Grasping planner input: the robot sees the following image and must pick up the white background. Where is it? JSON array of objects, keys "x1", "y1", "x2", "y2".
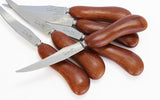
[{"x1": 0, "y1": 0, "x2": 159, "y2": 100}]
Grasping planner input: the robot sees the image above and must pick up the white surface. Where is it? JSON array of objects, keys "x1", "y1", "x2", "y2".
[{"x1": 0, "y1": 0, "x2": 159, "y2": 100}]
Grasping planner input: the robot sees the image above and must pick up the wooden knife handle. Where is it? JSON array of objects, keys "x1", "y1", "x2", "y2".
[
  {"x1": 76, "y1": 20, "x2": 110, "y2": 34},
  {"x1": 93, "y1": 44, "x2": 144, "y2": 76},
  {"x1": 70, "y1": 6, "x2": 131, "y2": 22},
  {"x1": 76, "y1": 19, "x2": 139, "y2": 48},
  {"x1": 85, "y1": 15, "x2": 147, "y2": 48},
  {"x1": 51, "y1": 31, "x2": 105, "y2": 80},
  {"x1": 38, "y1": 43, "x2": 90, "y2": 95}
]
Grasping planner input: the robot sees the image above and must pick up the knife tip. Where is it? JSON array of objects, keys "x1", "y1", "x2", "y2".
[
  {"x1": 15, "y1": 68, "x2": 30, "y2": 73},
  {"x1": 15, "y1": 70, "x2": 25, "y2": 73},
  {"x1": 15, "y1": 67, "x2": 37, "y2": 72}
]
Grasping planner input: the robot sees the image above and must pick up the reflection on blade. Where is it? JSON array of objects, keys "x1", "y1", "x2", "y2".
[{"x1": 16, "y1": 42, "x2": 84, "y2": 72}]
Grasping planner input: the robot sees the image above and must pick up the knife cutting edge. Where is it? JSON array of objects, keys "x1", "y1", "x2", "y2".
[{"x1": 6, "y1": 0, "x2": 147, "y2": 72}]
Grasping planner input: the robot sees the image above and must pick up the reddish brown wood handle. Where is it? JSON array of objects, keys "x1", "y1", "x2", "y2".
[
  {"x1": 51, "y1": 31, "x2": 105, "y2": 80},
  {"x1": 93, "y1": 44, "x2": 144, "y2": 76},
  {"x1": 85, "y1": 15, "x2": 147, "y2": 48},
  {"x1": 70, "y1": 6, "x2": 131, "y2": 22},
  {"x1": 38, "y1": 43, "x2": 90, "y2": 95},
  {"x1": 76, "y1": 19, "x2": 139, "y2": 48}
]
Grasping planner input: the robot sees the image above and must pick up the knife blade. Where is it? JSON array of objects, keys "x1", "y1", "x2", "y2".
[
  {"x1": 16, "y1": 42, "x2": 86, "y2": 72},
  {"x1": 6, "y1": 0, "x2": 76, "y2": 26},
  {"x1": 3, "y1": 4, "x2": 69, "y2": 14},
  {"x1": 6, "y1": 0, "x2": 83, "y2": 40},
  {"x1": 0, "y1": 6, "x2": 41, "y2": 46}
]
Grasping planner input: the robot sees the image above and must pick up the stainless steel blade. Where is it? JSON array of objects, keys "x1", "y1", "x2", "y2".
[
  {"x1": 16, "y1": 42, "x2": 85, "y2": 72},
  {"x1": 0, "y1": 6, "x2": 41, "y2": 46},
  {"x1": 6, "y1": 0, "x2": 84, "y2": 40},
  {"x1": 3, "y1": 4, "x2": 69, "y2": 14},
  {"x1": 51, "y1": 24, "x2": 85, "y2": 40}
]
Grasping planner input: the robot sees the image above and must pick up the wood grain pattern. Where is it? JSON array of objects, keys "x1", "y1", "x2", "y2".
[
  {"x1": 70, "y1": 6, "x2": 131, "y2": 22},
  {"x1": 76, "y1": 19, "x2": 139, "y2": 47},
  {"x1": 38, "y1": 43, "x2": 90, "y2": 95},
  {"x1": 93, "y1": 44, "x2": 144, "y2": 76},
  {"x1": 85, "y1": 15, "x2": 147, "y2": 48},
  {"x1": 51, "y1": 31, "x2": 105, "y2": 80}
]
